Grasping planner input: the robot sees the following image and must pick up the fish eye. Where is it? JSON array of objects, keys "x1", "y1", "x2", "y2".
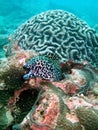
[
  {"x1": 23, "y1": 64, "x2": 31, "y2": 70},
  {"x1": 23, "y1": 64, "x2": 27, "y2": 69}
]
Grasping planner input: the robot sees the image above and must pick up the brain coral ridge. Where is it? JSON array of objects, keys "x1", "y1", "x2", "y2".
[{"x1": 8, "y1": 10, "x2": 98, "y2": 70}]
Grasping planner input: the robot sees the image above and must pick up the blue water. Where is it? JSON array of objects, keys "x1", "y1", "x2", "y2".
[{"x1": 0, "y1": 0, "x2": 98, "y2": 57}]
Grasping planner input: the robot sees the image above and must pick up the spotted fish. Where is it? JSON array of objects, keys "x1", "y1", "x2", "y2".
[{"x1": 23, "y1": 55, "x2": 63, "y2": 81}]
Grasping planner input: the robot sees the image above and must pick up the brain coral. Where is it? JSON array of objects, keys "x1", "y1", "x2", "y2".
[{"x1": 8, "y1": 10, "x2": 98, "y2": 69}]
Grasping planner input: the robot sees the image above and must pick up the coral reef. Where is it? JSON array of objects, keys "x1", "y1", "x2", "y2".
[
  {"x1": 1, "y1": 49, "x2": 96, "y2": 129},
  {"x1": 6, "y1": 10, "x2": 98, "y2": 70},
  {"x1": 0, "y1": 34, "x2": 8, "y2": 58},
  {"x1": 0, "y1": 51, "x2": 98, "y2": 130},
  {"x1": 9, "y1": 80, "x2": 98, "y2": 130},
  {"x1": 0, "y1": 50, "x2": 39, "y2": 129},
  {"x1": 0, "y1": 106, "x2": 13, "y2": 130},
  {"x1": 0, "y1": 43, "x2": 98, "y2": 130},
  {"x1": 1, "y1": 10, "x2": 98, "y2": 130},
  {"x1": 0, "y1": 66, "x2": 24, "y2": 90}
]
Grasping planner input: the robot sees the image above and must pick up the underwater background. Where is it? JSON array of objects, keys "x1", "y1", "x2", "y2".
[
  {"x1": 0, "y1": 0, "x2": 98, "y2": 58},
  {"x1": 1, "y1": 0, "x2": 98, "y2": 130}
]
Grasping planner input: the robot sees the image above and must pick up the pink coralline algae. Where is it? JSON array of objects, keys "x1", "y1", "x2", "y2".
[
  {"x1": 30, "y1": 92, "x2": 60, "y2": 130},
  {"x1": 52, "y1": 80, "x2": 79, "y2": 95}
]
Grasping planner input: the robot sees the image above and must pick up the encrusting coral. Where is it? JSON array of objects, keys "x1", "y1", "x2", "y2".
[{"x1": 1, "y1": 10, "x2": 98, "y2": 130}]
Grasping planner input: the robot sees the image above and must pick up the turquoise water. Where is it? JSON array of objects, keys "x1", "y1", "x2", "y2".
[{"x1": 0, "y1": 0, "x2": 98, "y2": 58}]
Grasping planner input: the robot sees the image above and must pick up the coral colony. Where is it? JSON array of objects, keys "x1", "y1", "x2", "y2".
[
  {"x1": 7, "y1": 10, "x2": 98, "y2": 69},
  {"x1": 0, "y1": 10, "x2": 98, "y2": 130}
]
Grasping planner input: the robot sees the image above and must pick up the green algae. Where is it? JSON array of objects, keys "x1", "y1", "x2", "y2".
[
  {"x1": 0, "y1": 106, "x2": 13, "y2": 130},
  {"x1": 0, "y1": 66, "x2": 24, "y2": 90}
]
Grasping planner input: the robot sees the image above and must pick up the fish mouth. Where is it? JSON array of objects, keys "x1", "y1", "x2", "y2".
[
  {"x1": 23, "y1": 64, "x2": 32, "y2": 80},
  {"x1": 23, "y1": 70, "x2": 33, "y2": 80},
  {"x1": 23, "y1": 65, "x2": 27, "y2": 70},
  {"x1": 23, "y1": 73, "x2": 30, "y2": 80}
]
